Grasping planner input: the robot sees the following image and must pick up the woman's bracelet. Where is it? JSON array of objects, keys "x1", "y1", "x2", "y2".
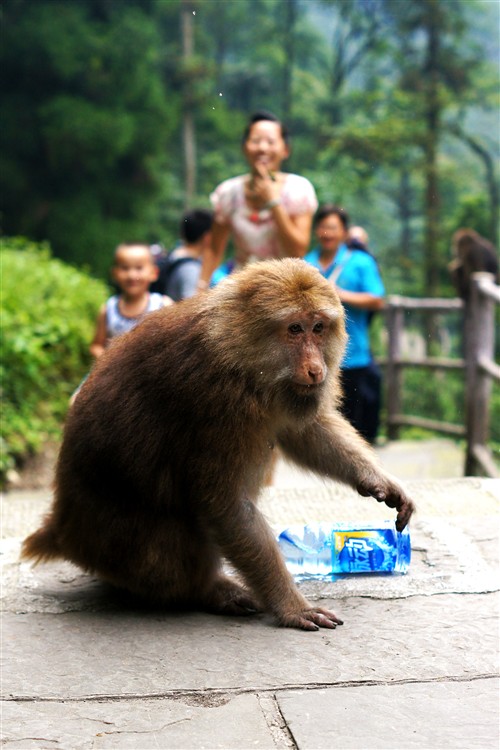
[{"x1": 263, "y1": 198, "x2": 281, "y2": 210}]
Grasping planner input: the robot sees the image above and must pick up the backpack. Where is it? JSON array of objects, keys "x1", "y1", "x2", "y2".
[{"x1": 150, "y1": 253, "x2": 199, "y2": 295}]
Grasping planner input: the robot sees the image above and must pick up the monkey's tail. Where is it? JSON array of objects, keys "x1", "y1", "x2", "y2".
[{"x1": 21, "y1": 519, "x2": 61, "y2": 564}]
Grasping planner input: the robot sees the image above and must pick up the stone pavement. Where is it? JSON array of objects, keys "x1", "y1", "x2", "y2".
[{"x1": 1, "y1": 441, "x2": 499, "y2": 749}]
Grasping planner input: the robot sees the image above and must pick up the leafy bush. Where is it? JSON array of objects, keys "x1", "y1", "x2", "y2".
[{"x1": 1, "y1": 238, "x2": 108, "y2": 481}]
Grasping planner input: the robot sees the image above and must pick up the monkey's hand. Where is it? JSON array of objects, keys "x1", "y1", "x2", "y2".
[
  {"x1": 279, "y1": 606, "x2": 344, "y2": 632},
  {"x1": 356, "y1": 474, "x2": 415, "y2": 532}
]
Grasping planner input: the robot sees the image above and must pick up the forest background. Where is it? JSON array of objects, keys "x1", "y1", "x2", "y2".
[{"x1": 1, "y1": 0, "x2": 499, "y2": 479}]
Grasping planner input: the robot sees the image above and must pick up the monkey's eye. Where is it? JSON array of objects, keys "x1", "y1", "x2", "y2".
[
  {"x1": 313, "y1": 321, "x2": 324, "y2": 334},
  {"x1": 288, "y1": 323, "x2": 303, "y2": 335}
]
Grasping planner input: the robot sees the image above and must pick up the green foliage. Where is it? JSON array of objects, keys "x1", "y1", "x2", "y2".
[
  {"x1": 400, "y1": 368, "x2": 466, "y2": 430},
  {"x1": 0, "y1": 0, "x2": 498, "y2": 291},
  {"x1": 450, "y1": 194, "x2": 493, "y2": 238},
  {"x1": 0, "y1": 0, "x2": 175, "y2": 278},
  {"x1": 490, "y1": 385, "x2": 500, "y2": 447},
  {"x1": 0, "y1": 238, "x2": 107, "y2": 480}
]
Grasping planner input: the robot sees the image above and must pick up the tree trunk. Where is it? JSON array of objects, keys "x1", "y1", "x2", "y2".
[
  {"x1": 282, "y1": 0, "x2": 296, "y2": 123},
  {"x1": 398, "y1": 169, "x2": 413, "y2": 260},
  {"x1": 422, "y1": 0, "x2": 441, "y2": 350},
  {"x1": 181, "y1": 0, "x2": 196, "y2": 206},
  {"x1": 423, "y1": 2, "x2": 440, "y2": 298}
]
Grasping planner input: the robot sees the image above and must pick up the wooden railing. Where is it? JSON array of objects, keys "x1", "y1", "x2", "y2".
[
  {"x1": 464, "y1": 273, "x2": 500, "y2": 476},
  {"x1": 381, "y1": 272, "x2": 499, "y2": 478}
]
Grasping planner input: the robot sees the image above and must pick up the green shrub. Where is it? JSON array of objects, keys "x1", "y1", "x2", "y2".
[{"x1": 1, "y1": 237, "x2": 108, "y2": 481}]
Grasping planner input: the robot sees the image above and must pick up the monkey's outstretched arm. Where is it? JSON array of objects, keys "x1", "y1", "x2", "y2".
[
  {"x1": 207, "y1": 496, "x2": 343, "y2": 631},
  {"x1": 278, "y1": 412, "x2": 414, "y2": 531}
]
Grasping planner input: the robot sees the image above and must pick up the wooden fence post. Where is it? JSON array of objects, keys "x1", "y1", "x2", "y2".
[
  {"x1": 386, "y1": 303, "x2": 404, "y2": 440},
  {"x1": 465, "y1": 272, "x2": 496, "y2": 475}
]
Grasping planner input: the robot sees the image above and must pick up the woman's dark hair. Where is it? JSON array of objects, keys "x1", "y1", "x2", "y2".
[
  {"x1": 314, "y1": 204, "x2": 350, "y2": 231},
  {"x1": 242, "y1": 110, "x2": 290, "y2": 145}
]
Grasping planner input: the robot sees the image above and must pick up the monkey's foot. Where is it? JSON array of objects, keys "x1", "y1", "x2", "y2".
[
  {"x1": 279, "y1": 607, "x2": 344, "y2": 632},
  {"x1": 204, "y1": 577, "x2": 261, "y2": 616}
]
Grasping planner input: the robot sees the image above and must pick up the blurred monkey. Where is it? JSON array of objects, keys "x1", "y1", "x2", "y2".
[{"x1": 449, "y1": 229, "x2": 498, "y2": 299}]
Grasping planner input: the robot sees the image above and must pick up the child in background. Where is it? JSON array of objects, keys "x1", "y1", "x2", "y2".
[
  {"x1": 90, "y1": 243, "x2": 173, "y2": 358},
  {"x1": 70, "y1": 244, "x2": 172, "y2": 405}
]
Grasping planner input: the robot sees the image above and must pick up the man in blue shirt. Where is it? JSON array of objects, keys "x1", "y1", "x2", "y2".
[{"x1": 304, "y1": 205, "x2": 385, "y2": 443}]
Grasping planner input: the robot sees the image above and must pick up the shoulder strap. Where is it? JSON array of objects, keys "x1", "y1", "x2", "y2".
[
  {"x1": 167, "y1": 256, "x2": 199, "y2": 273},
  {"x1": 327, "y1": 250, "x2": 352, "y2": 284}
]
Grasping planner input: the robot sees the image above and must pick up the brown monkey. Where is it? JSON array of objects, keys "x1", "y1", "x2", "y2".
[
  {"x1": 449, "y1": 228, "x2": 499, "y2": 299},
  {"x1": 22, "y1": 259, "x2": 414, "y2": 631}
]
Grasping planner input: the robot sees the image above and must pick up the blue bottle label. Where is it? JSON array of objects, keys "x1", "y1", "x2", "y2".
[{"x1": 334, "y1": 530, "x2": 396, "y2": 573}]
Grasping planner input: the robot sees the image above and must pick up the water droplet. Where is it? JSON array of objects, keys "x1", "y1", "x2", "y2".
[
  {"x1": 219, "y1": 92, "x2": 223, "y2": 97},
  {"x1": 192, "y1": 10, "x2": 196, "y2": 14}
]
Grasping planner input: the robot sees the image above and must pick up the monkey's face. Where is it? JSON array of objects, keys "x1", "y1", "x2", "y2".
[
  {"x1": 271, "y1": 310, "x2": 344, "y2": 418},
  {"x1": 280, "y1": 312, "x2": 331, "y2": 387},
  {"x1": 207, "y1": 258, "x2": 347, "y2": 418}
]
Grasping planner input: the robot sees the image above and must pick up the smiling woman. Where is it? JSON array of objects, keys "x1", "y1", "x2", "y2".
[{"x1": 197, "y1": 111, "x2": 318, "y2": 289}]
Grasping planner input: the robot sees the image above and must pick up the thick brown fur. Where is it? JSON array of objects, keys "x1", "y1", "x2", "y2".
[
  {"x1": 449, "y1": 228, "x2": 499, "y2": 299},
  {"x1": 22, "y1": 259, "x2": 414, "y2": 631}
]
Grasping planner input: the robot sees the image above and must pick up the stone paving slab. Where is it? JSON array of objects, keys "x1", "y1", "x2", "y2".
[
  {"x1": 6, "y1": 679, "x2": 498, "y2": 750},
  {"x1": 277, "y1": 678, "x2": 500, "y2": 750},
  {"x1": 1, "y1": 693, "x2": 277, "y2": 750},
  {"x1": 3, "y1": 592, "x2": 498, "y2": 701}
]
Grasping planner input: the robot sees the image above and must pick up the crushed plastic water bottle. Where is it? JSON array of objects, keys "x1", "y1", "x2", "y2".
[{"x1": 277, "y1": 521, "x2": 411, "y2": 581}]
